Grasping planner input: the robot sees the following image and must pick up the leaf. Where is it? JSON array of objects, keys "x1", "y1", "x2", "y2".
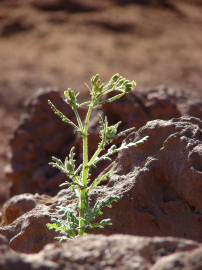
[
  {"x1": 90, "y1": 74, "x2": 104, "y2": 105},
  {"x1": 101, "y1": 74, "x2": 136, "y2": 104},
  {"x1": 59, "y1": 181, "x2": 69, "y2": 187},
  {"x1": 64, "y1": 89, "x2": 80, "y2": 110},
  {"x1": 49, "y1": 147, "x2": 79, "y2": 184},
  {"x1": 99, "y1": 218, "x2": 112, "y2": 227},
  {"x1": 84, "y1": 206, "x2": 95, "y2": 224},
  {"x1": 99, "y1": 116, "x2": 121, "y2": 148},
  {"x1": 47, "y1": 207, "x2": 80, "y2": 239},
  {"x1": 117, "y1": 127, "x2": 136, "y2": 138},
  {"x1": 55, "y1": 236, "x2": 69, "y2": 242},
  {"x1": 64, "y1": 147, "x2": 76, "y2": 179},
  {"x1": 88, "y1": 170, "x2": 112, "y2": 193},
  {"x1": 93, "y1": 195, "x2": 120, "y2": 217},
  {"x1": 88, "y1": 219, "x2": 112, "y2": 229},
  {"x1": 49, "y1": 156, "x2": 66, "y2": 174},
  {"x1": 48, "y1": 100, "x2": 78, "y2": 130},
  {"x1": 108, "y1": 74, "x2": 136, "y2": 94}
]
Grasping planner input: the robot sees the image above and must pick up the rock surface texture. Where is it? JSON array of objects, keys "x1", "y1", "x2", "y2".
[
  {"x1": 1, "y1": 0, "x2": 202, "y2": 267},
  {"x1": 6, "y1": 88, "x2": 75, "y2": 196},
  {"x1": 6, "y1": 87, "x2": 202, "y2": 198},
  {"x1": 102, "y1": 86, "x2": 202, "y2": 129},
  {"x1": 98, "y1": 116, "x2": 202, "y2": 242},
  {"x1": 0, "y1": 234, "x2": 202, "y2": 270},
  {"x1": 1, "y1": 116, "x2": 202, "y2": 253}
]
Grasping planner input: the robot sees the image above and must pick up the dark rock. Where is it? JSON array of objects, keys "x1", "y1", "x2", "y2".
[
  {"x1": 6, "y1": 87, "x2": 202, "y2": 197},
  {"x1": 6, "y1": 88, "x2": 75, "y2": 196},
  {"x1": 96, "y1": 117, "x2": 202, "y2": 242},
  {"x1": 2, "y1": 116, "x2": 202, "y2": 253},
  {"x1": 0, "y1": 203, "x2": 56, "y2": 253},
  {"x1": 0, "y1": 234, "x2": 201, "y2": 269},
  {"x1": 102, "y1": 87, "x2": 200, "y2": 129},
  {"x1": 31, "y1": 0, "x2": 102, "y2": 12},
  {"x1": 1, "y1": 193, "x2": 37, "y2": 225},
  {"x1": 0, "y1": 15, "x2": 33, "y2": 37},
  {"x1": 0, "y1": 191, "x2": 73, "y2": 253},
  {"x1": 77, "y1": 87, "x2": 202, "y2": 163}
]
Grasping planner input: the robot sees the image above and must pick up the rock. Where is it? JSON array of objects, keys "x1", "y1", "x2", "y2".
[
  {"x1": 6, "y1": 88, "x2": 75, "y2": 196},
  {"x1": 0, "y1": 234, "x2": 201, "y2": 269},
  {"x1": 114, "y1": 0, "x2": 173, "y2": 7},
  {"x1": 31, "y1": 0, "x2": 104, "y2": 12},
  {"x1": 85, "y1": 87, "x2": 202, "y2": 153},
  {"x1": 186, "y1": 100, "x2": 202, "y2": 121},
  {"x1": 0, "y1": 14, "x2": 33, "y2": 37},
  {"x1": 6, "y1": 87, "x2": 202, "y2": 197},
  {"x1": 2, "y1": 116, "x2": 202, "y2": 253},
  {"x1": 93, "y1": 116, "x2": 202, "y2": 242},
  {"x1": 1, "y1": 193, "x2": 37, "y2": 225},
  {"x1": 0, "y1": 191, "x2": 74, "y2": 253},
  {"x1": 77, "y1": 87, "x2": 202, "y2": 172},
  {"x1": 102, "y1": 86, "x2": 201, "y2": 129},
  {"x1": 0, "y1": 234, "x2": 9, "y2": 252},
  {"x1": 0, "y1": 203, "x2": 55, "y2": 253}
]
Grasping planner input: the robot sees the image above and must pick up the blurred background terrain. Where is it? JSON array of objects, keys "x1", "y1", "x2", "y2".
[{"x1": 0, "y1": 0, "x2": 202, "y2": 197}]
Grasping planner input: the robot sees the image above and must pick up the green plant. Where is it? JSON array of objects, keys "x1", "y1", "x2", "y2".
[{"x1": 47, "y1": 74, "x2": 148, "y2": 241}]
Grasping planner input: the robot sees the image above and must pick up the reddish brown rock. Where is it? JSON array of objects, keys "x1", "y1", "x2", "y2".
[
  {"x1": 1, "y1": 193, "x2": 37, "y2": 225},
  {"x1": 6, "y1": 88, "x2": 75, "y2": 196},
  {"x1": 102, "y1": 86, "x2": 200, "y2": 129},
  {"x1": 78, "y1": 87, "x2": 202, "y2": 157},
  {"x1": 0, "y1": 234, "x2": 9, "y2": 252},
  {"x1": 31, "y1": 0, "x2": 105, "y2": 12},
  {"x1": 0, "y1": 191, "x2": 74, "y2": 253},
  {"x1": 0, "y1": 14, "x2": 33, "y2": 37},
  {"x1": 0, "y1": 203, "x2": 56, "y2": 253},
  {"x1": 77, "y1": 87, "x2": 202, "y2": 175},
  {"x1": 0, "y1": 234, "x2": 201, "y2": 269},
  {"x1": 96, "y1": 116, "x2": 202, "y2": 242},
  {"x1": 2, "y1": 116, "x2": 202, "y2": 253},
  {"x1": 6, "y1": 87, "x2": 202, "y2": 198}
]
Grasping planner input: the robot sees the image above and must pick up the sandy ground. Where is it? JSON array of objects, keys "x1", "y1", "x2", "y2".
[{"x1": 0, "y1": 0, "x2": 202, "y2": 201}]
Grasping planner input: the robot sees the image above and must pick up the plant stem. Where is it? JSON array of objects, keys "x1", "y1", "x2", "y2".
[
  {"x1": 73, "y1": 108, "x2": 83, "y2": 131},
  {"x1": 79, "y1": 104, "x2": 93, "y2": 235},
  {"x1": 88, "y1": 147, "x2": 102, "y2": 167}
]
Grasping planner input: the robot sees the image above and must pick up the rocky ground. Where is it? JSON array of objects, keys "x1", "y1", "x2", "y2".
[
  {"x1": 1, "y1": 0, "x2": 202, "y2": 195},
  {"x1": 1, "y1": 0, "x2": 202, "y2": 269}
]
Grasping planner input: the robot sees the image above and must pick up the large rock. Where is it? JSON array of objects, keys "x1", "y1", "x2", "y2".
[
  {"x1": 98, "y1": 116, "x2": 202, "y2": 242},
  {"x1": 1, "y1": 193, "x2": 37, "y2": 225},
  {"x1": 0, "y1": 191, "x2": 74, "y2": 253},
  {"x1": 0, "y1": 203, "x2": 55, "y2": 253},
  {"x1": 5, "y1": 87, "x2": 202, "y2": 197},
  {"x1": 1, "y1": 116, "x2": 202, "y2": 253},
  {"x1": 6, "y1": 88, "x2": 75, "y2": 196},
  {"x1": 0, "y1": 234, "x2": 201, "y2": 269},
  {"x1": 76, "y1": 87, "x2": 202, "y2": 172},
  {"x1": 102, "y1": 86, "x2": 202, "y2": 129},
  {"x1": 77, "y1": 87, "x2": 202, "y2": 158}
]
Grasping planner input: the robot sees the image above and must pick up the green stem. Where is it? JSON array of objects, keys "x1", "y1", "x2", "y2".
[
  {"x1": 73, "y1": 108, "x2": 83, "y2": 131},
  {"x1": 79, "y1": 104, "x2": 93, "y2": 235},
  {"x1": 88, "y1": 147, "x2": 103, "y2": 167}
]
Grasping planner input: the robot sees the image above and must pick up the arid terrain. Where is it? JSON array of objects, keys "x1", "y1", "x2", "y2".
[
  {"x1": 1, "y1": 1, "x2": 202, "y2": 183},
  {"x1": 0, "y1": 1, "x2": 202, "y2": 269}
]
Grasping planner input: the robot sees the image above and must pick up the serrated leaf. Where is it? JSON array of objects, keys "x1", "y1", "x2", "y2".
[
  {"x1": 64, "y1": 89, "x2": 79, "y2": 110},
  {"x1": 88, "y1": 171, "x2": 111, "y2": 193},
  {"x1": 48, "y1": 100, "x2": 78, "y2": 130},
  {"x1": 93, "y1": 195, "x2": 120, "y2": 218},
  {"x1": 99, "y1": 218, "x2": 112, "y2": 227}
]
